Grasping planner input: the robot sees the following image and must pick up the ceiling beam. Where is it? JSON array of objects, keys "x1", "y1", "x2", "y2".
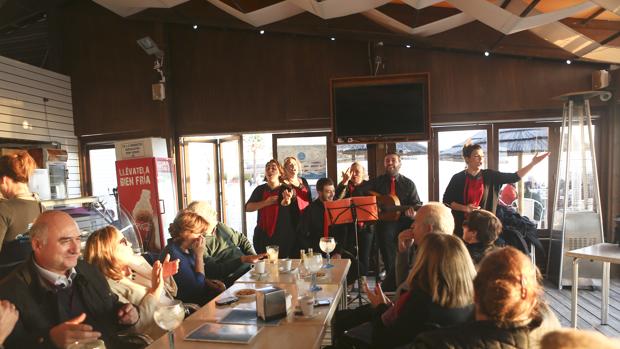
[
  {"x1": 519, "y1": 0, "x2": 541, "y2": 17},
  {"x1": 600, "y1": 30, "x2": 620, "y2": 45},
  {"x1": 581, "y1": 7, "x2": 606, "y2": 25},
  {"x1": 500, "y1": 0, "x2": 511, "y2": 10}
]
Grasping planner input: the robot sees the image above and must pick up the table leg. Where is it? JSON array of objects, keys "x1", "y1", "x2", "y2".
[
  {"x1": 602, "y1": 262, "x2": 610, "y2": 325},
  {"x1": 571, "y1": 257, "x2": 579, "y2": 328}
]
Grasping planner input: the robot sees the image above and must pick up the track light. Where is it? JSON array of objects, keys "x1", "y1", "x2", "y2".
[
  {"x1": 330, "y1": 37, "x2": 336, "y2": 41},
  {"x1": 566, "y1": 59, "x2": 572, "y2": 65},
  {"x1": 192, "y1": 24, "x2": 198, "y2": 30},
  {"x1": 484, "y1": 51, "x2": 490, "y2": 57},
  {"x1": 259, "y1": 30, "x2": 265, "y2": 35}
]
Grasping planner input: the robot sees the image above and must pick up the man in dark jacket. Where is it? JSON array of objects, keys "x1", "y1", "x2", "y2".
[
  {"x1": 0, "y1": 211, "x2": 139, "y2": 349},
  {"x1": 186, "y1": 201, "x2": 265, "y2": 286},
  {"x1": 357, "y1": 153, "x2": 422, "y2": 290}
]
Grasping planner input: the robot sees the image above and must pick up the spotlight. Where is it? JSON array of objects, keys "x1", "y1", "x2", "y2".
[
  {"x1": 192, "y1": 24, "x2": 198, "y2": 30},
  {"x1": 484, "y1": 51, "x2": 490, "y2": 57},
  {"x1": 330, "y1": 37, "x2": 336, "y2": 41},
  {"x1": 566, "y1": 59, "x2": 572, "y2": 65},
  {"x1": 405, "y1": 44, "x2": 411, "y2": 48},
  {"x1": 259, "y1": 30, "x2": 265, "y2": 35}
]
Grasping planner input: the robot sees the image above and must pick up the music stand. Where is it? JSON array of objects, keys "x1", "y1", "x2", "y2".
[{"x1": 324, "y1": 196, "x2": 378, "y2": 307}]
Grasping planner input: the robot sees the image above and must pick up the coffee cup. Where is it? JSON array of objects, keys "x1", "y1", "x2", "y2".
[
  {"x1": 254, "y1": 260, "x2": 266, "y2": 274},
  {"x1": 299, "y1": 295, "x2": 314, "y2": 317},
  {"x1": 280, "y1": 258, "x2": 292, "y2": 271}
]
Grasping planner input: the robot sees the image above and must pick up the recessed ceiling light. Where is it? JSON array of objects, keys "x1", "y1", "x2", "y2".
[
  {"x1": 405, "y1": 44, "x2": 411, "y2": 48},
  {"x1": 566, "y1": 59, "x2": 572, "y2": 64},
  {"x1": 484, "y1": 51, "x2": 490, "y2": 57},
  {"x1": 259, "y1": 30, "x2": 265, "y2": 35},
  {"x1": 192, "y1": 24, "x2": 198, "y2": 30},
  {"x1": 330, "y1": 37, "x2": 336, "y2": 41}
]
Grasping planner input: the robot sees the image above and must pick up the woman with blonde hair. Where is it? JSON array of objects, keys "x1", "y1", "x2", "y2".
[
  {"x1": 84, "y1": 225, "x2": 179, "y2": 338},
  {"x1": 414, "y1": 247, "x2": 560, "y2": 348},
  {"x1": 336, "y1": 233, "x2": 476, "y2": 349},
  {"x1": 162, "y1": 211, "x2": 226, "y2": 305},
  {"x1": 0, "y1": 151, "x2": 42, "y2": 251},
  {"x1": 245, "y1": 159, "x2": 295, "y2": 257},
  {"x1": 282, "y1": 156, "x2": 312, "y2": 211}
]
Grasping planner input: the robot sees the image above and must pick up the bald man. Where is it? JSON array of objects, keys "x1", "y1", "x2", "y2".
[
  {"x1": 394, "y1": 202, "x2": 455, "y2": 287},
  {"x1": 0, "y1": 211, "x2": 140, "y2": 349},
  {"x1": 332, "y1": 202, "x2": 455, "y2": 345}
]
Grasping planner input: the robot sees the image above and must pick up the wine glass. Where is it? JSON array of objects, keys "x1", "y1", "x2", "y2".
[
  {"x1": 154, "y1": 300, "x2": 185, "y2": 349},
  {"x1": 319, "y1": 237, "x2": 336, "y2": 269},
  {"x1": 305, "y1": 253, "x2": 323, "y2": 292}
]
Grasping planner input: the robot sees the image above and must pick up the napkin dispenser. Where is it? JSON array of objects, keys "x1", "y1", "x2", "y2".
[{"x1": 256, "y1": 286, "x2": 287, "y2": 321}]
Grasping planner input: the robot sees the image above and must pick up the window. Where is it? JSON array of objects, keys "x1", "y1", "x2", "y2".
[
  {"x1": 242, "y1": 133, "x2": 273, "y2": 241},
  {"x1": 498, "y1": 127, "x2": 549, "y2": 228},
  {"x1": 336, "y1": 144, "x2": 368, "y2": 185},
  {"x1": 437, "y1": 129, "x2": 488, "y2": 200},
  {"x1": 274, "y1": 134, "x2": 328, "y2": 199},
  {"x1": 88, "y1": 147, "x2": 118, "y2": 219},
  {"x1": 396, "y1": 142, "x2": 429, "y2": 203}
]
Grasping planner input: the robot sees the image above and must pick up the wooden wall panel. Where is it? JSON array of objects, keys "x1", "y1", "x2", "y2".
[
  {"x1": 58, "y1": 1, "x2": 173, "y2": 140},
  {"x1": 0, "y1": 54, "x2": 80, "y2": 197},
  {"x1": 170, "y1": 26, "x2": 370, "y2": 135}
]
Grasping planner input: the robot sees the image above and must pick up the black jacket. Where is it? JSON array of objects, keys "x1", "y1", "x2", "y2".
[
  {"x1": 0, "y1": 258, "x2": 130, "y2": 349},
  {"x1": 370, "y1": 288, "x2": 474, "y2": 349},
  {"x1": 297, "y1": 199, "x2": 347, "y2": 255},
  {"x1": 412, "y1": 319, "x2": 542, "y2": 349},
  {"x1": 443, "y1": 169, "x2": 520, "y2": 236}
]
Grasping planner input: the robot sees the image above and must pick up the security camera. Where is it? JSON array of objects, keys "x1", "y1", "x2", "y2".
[{"x1": 600, "y1": 91, "x2": 612, "y2": 102}]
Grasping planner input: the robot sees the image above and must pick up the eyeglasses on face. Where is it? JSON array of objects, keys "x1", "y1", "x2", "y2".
[{"x1": 119, "y1": 237, "x2": 129, "y2": 246}]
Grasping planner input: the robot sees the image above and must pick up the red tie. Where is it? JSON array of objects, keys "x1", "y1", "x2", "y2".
[{"x1": 390, "y1": 176, "x2": 396, "y2": 196}]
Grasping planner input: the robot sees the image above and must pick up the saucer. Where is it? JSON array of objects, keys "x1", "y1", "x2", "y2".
[{"x1": 278, "y1": 267, "x2": 296, "y2": 274}]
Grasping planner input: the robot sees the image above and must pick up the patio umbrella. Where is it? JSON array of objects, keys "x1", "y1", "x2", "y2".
[
  {"x1": 439, "y1": 128, "x2": 547, "y2": 161},
  {"x1": 396, "y1": 142, "x2": 427, "y2": 156}
]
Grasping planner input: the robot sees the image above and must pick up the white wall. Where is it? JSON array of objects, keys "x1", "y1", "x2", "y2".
[{"x1": 0, "y1": 55, "x2": 80, "y2": 197}]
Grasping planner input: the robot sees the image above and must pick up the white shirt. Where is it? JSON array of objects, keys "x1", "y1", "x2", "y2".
[{"x1": 33, "y1": 259, "x2": 77, "y2": 288}]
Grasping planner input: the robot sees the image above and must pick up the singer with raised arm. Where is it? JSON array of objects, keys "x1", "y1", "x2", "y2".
[
  {"x1": 442, "y1": 141, "x2": 549, "y2": 237},
  {"x1": 334, "y1": 162, "x2": 373, "y2": 279},
  {"x1": 245, "y1": 159, "x2": 296, "y2": 258}
]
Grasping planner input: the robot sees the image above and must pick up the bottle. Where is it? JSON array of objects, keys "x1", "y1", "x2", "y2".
[
  {"x1": 133, "y1": 189, "x2": 156, "y2": 252},
  {"x1": 299, "y1": 249, "x2": 305, "y2": 259}
]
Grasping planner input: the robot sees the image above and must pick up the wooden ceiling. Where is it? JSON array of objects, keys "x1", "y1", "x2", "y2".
[
  {"x1": 95, "y1": 0, "x2": 620, "y2": 63},
  {"x1": 0, "y1": 0, "x2": 618, "y2": 68}
]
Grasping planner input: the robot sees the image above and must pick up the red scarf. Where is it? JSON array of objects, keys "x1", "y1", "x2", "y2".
[
  {"x1": 294, "y1": 183, "x2": 310, "y2": 212},
  {"x1": 258, "y1": 188, "x2": 280, "y2": 238},
  {"x1": 464, "y1": 174, "x2": 484, "y2": 208}
]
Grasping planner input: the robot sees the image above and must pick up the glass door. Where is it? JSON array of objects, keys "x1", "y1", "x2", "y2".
[
  {"x1": 181, "y1": 137, "x2": 245, "y2": 233},
  {"x1": 219, "y1": 137, "x2": 245, "y2": 233},
  {"x1": 274, "y1": 134, "x2": 328, "y2": 199},
  {"x1": 183, "y1": 140, "x2": 218, "y2": 212}
]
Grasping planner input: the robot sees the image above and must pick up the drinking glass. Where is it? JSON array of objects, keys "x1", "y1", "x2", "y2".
[
  {"x1": 266, "y1": 245, "x2": 279, "y2": 263},
  {"x1": 319, "y1": 237, "x2": 336, "y2": 268},
  {"x1": 305, "y1": 253, "x2": 323, "y2": 292},
  {"x1": 153, "y1": 300, "x2": 185, "y2": 349}
]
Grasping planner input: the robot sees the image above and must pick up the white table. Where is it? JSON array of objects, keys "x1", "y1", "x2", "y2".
[{"x1": 565, "y1": 243, "x2": 620, "y2": 328}]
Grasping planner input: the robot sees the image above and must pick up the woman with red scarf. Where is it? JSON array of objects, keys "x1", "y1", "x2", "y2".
[
  {"x1": 443, "y1": 141, "x2": 548, "y2": 237},
  {"x1": 282, "y1": 156, "x2": 313, "y2": 214},
  {"x1": 245, "y1": 159, "x2": 296, "y2": 257}
]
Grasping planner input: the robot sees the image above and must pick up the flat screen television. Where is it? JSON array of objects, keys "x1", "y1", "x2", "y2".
[{"x1": 330, "y1": 73, "x2": 430, "y2": 144}]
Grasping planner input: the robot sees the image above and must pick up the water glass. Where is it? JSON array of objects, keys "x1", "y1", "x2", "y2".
[{"x1": 154, "y1": 300, "x2": 185, "y2": 349}]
